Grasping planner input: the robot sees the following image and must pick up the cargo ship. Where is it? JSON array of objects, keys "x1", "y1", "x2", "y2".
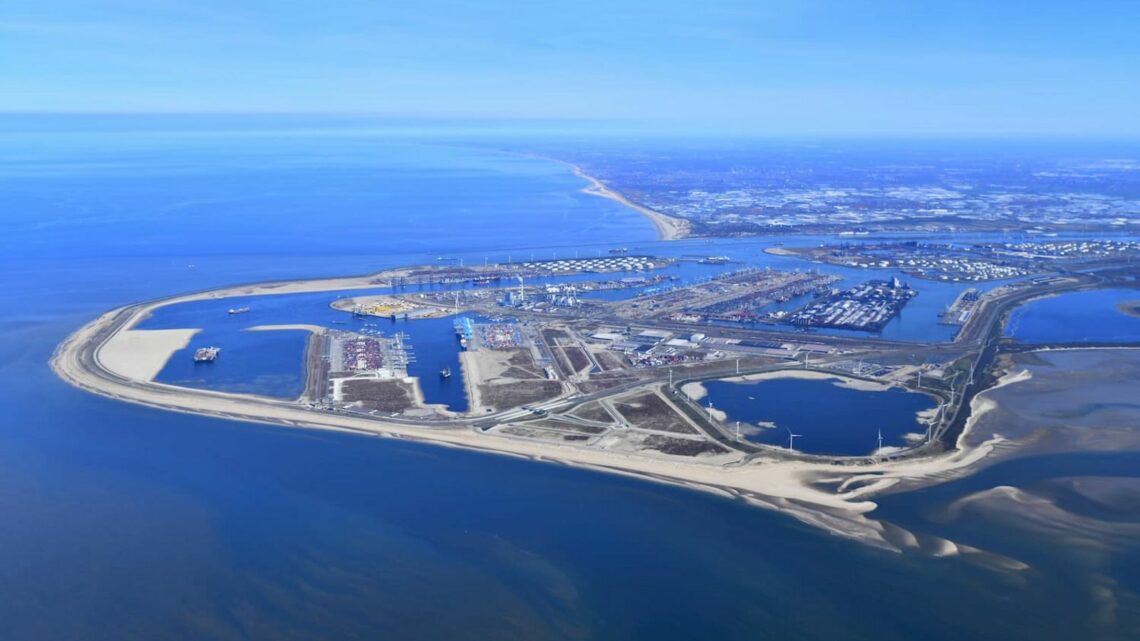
[
  {"x1": 193, "y1": 347, "x2": 220, "y2": 363},
  {"x1": 228, "y1": 307, "x2": 250, "y2": 315}
]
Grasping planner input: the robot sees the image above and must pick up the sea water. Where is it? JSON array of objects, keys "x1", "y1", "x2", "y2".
[
  {"x1": 1007, "y1": 287, "x2": 1140, "y2": 344},
  {"x1": 2, "y1": 116, "x2": 1137, "y2": 639}
]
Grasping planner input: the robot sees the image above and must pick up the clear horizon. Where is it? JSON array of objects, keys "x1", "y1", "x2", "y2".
[{"x1": 3, "y1": 1, "x2": 1139, "y2": 137}]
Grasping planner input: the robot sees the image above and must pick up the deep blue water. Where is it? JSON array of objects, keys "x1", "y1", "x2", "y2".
[
  {"x1": 2, "y1": 117, "x2": 1138, "y2": 639},
  {"x1": 703, "y1": 377, "x2": 935, "y2": 455},
  {"x1": 1007, "y1": 287, "x2": 1140, "y2": 344},
  {"x1": 138, "y1": 289, "x2": 475, "y2": 410}
]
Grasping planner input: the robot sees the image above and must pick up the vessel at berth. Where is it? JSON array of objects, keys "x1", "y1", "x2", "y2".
[{"x1": 193, "y1": 347, "x2": 220, "y2": 362}]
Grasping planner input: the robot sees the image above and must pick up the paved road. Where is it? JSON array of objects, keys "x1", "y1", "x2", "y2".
[{"x1": 69, "y1": 265, "x2": 1137, "y2": 462}]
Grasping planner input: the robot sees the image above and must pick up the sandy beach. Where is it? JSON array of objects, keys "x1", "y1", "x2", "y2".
[
  {"x1": 481, "y1": 150, "x2": 691, "y2": 241},
  {"x1": 763, "y1": 247, "x2": 799, "y2": 256},
  {"x1": 97, "y1": 328, "x2": 199, "y2": 381},
  {"x1": 458, "y1": 351, "x2": 486, "y2": 414},
  {"x1": 568, "y1": 164, "x2": 691, "y2": 241},
  {"x1": 681, "y1": 381, "x2": 708, "y2": 401},
  {"x1": 51, "y1": 289, "x2": 1023, "y2": 554}
]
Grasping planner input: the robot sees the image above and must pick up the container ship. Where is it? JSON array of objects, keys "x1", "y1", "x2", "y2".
[{"x1": 193, "y1": 347, "x2": 220, "y2": 363}]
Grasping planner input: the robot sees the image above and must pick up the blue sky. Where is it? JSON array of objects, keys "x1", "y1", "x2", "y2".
[{"x1": 1, "y1": 0, "x2": 1137, "y2": 136}]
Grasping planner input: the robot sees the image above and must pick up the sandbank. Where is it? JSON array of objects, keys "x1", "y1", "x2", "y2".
[
  {"x1": 96, "y1": 328, "x2": 199, "y2": 381},
  {"x1": 681, "y1": 381, "x2": 707, "y2": 401},
  {"x1": 1116, "y1": 300, "x2": 1140, "y2": 319},
  {"x1": 717, "y1": 369, "x2": 894, "y2": 392}
]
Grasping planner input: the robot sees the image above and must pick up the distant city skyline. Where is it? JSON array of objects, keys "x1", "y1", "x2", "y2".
[{"x1": 2, "y1": 0, "x2": 1139, "y2": 136}]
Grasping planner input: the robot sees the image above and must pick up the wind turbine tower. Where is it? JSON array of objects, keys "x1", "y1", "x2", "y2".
[{"x1": 786, "y1": 428, "x2": 802, "y2": 452}]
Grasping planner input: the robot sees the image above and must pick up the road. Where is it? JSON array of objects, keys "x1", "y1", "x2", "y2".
[{"x1": 60, "y1": 262, "x2": 1138, "y2": 464}]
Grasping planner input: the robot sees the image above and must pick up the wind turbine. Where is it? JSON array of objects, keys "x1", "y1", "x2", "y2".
[
  {"x1": 786, "y1": 428, "x2": 802, "y2": 452},
  {"x1": 910, "y1": 353, "x2": 925, "y2": 389}
]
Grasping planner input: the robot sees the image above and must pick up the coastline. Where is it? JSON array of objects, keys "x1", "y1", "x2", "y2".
[
  {"x1": 565, "y1": 162, "x2": 691, "y2": 241},
  {"x1": 97, "y1": 328, "x2": 199, "y2": 382},
  {"x1": 50, "y1": 277, "x2": 1021, "y2": 553},
  {"x1": 501, "y1": 149, "x2": 689, "y2": 241},
  {"x1": 457, "y1": 350, "x2": 486, "y2": 415}
]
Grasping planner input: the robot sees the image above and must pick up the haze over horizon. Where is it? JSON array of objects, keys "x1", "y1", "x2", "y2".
[{"x1": 3, "y1": 0, "x2": 1139, "y2": 137}]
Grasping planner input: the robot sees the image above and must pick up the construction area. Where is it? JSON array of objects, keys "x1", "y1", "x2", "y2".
[{"x1": 331, "y1": 295, "x2": 452, "y2": 320}]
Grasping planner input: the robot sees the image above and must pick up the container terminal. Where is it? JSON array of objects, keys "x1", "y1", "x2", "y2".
[
  {"x1": 787, "y1": 278, "x2": 917, "y2": 332},
  {"x1": 55, "y1": 250, "x2": 1140, "y2": 530}
]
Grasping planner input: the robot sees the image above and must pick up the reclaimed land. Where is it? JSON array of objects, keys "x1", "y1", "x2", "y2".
[{"x1": 60, "y1": 263, "x2": 1140, "y2": 553}]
